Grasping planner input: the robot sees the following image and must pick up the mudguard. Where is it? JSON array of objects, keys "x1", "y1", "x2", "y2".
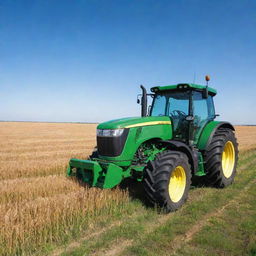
[
  {"x1": 159, "y1": 140, "x2": 198, "y2": 173},
  {"x1": 197, "y1": 121, "x2": 235, "y2": 150}
]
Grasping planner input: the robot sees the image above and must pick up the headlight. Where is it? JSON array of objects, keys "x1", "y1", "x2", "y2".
[{"x1": 97, "y1": 129, "x2": 124, "y2": 137}]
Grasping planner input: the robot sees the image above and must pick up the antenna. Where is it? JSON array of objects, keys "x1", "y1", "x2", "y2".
[{"x1": 193, "y1": 72, "x2": 196, "y2": 83}]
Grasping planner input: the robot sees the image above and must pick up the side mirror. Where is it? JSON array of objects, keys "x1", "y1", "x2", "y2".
[
  {"x1": 148, "y1": 105, "x2": 152, "y2": 115},
  {"x1": 137, "y1": 94, "x2": 141, "y2": 104}
]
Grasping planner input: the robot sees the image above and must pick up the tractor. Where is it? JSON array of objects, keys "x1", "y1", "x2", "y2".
[{"x1": 67, "y1": 76, "x2": 238, "y2": 212}]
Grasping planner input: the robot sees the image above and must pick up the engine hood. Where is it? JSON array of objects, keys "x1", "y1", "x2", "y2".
[{"x1": 97, "y1": 116, "x2": 171, "y2": 129}]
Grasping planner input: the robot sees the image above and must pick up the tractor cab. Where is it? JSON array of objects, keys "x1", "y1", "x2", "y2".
[{"x1": 149, "y1": 83, "x2": 217, "y2": 146}]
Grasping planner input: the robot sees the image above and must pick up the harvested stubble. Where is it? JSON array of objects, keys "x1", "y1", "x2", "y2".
[
  {"x1": 0, "y1": 185, "x2": 128, "y2": 255},
  {"x1": 0, "y1": 122, "x2": 129, "y2": 255},
  {"x1": 0, "y1": 122, "x2": 96, "y2": 180},
  {"x1": 235, "y1": 126, "x2": 256, "y2": 151},
  {"x1": 0, "y1": 175, "x2": 79, "y2": 204}
]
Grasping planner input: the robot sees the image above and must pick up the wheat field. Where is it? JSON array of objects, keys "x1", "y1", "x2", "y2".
[
  {"x1": 0, "y1": 122, "x2": 129, "y2": 255},
  {"x1": 0, "y1": 122, "x2": 255, "y2": 255}
]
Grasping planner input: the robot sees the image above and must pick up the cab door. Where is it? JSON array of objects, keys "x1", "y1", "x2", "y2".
[
  {"x1": 166, "y1": 91, "x2": 191, "y2": 142},
  {"x1": 192, "y1": 91, "x2": 215, "y2": 144},
  {"x1": 150, "y1": 91, "x2": 191, "y2": 143}
]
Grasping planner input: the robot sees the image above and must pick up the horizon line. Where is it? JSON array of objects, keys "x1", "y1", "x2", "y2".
[{"x1": 0, "y1": 120, "x2": 256, "y2": 126}]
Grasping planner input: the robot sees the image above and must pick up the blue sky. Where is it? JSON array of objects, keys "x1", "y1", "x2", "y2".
[{"x1": 0, "y1": 0, "x2": 255, "y2": 124}]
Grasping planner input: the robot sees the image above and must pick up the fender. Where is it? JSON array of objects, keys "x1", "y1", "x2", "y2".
[
  {"x1": 159, "y1": 140, "x2": 198, "y2": 173},
  {"x1": 197, "y1": 121, "x2": 235, "y2": 150}
]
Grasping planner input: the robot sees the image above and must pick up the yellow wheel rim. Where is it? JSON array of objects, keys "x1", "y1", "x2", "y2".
[
  {"x1": 168, "y1": 166, "x2": 186, "y2": 203},
  {"x1": 222, "y1": 141, "x2": 235, "y2": 178}
]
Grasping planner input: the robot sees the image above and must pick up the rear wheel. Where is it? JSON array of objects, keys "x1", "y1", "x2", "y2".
[
  {"x1": 143, "y1": 150, "x2": 192, "y2": 212},
  {"x1": 204, "y1": 128, "x2": 238, "y2": 187}
]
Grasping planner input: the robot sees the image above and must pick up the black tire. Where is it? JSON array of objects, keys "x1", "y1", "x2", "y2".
[
  {"x1": 143, "y1": 150, "x2": 192, "y2": 212},
  {"x1": 204, "y1": 128, "x2": 238, "y2": 187}
]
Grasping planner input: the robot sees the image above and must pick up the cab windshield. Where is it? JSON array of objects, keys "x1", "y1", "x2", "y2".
[
  {"x1": 150, "y1": 91, "x2": 190, "y2": 141},
  {"x1": 151, "y1": 91, "x2": 190, "y2": 117}
]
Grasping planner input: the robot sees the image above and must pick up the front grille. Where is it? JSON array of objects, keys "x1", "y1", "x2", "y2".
[{"x1": 97, "y1": 129, "x2": 129, "y2": 157}]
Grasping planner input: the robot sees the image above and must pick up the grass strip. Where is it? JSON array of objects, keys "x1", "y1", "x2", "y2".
[
  {"x1": 120, "y1": 157, "x2": 256, "y2": 256},
  {"x1": 175, "y1": 179, "x2": 256, "y2": 256}
]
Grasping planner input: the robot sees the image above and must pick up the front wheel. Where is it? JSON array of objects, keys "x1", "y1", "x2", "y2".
[{"x1": 143, "y1": 150, "x2": 192, "y2": 212}]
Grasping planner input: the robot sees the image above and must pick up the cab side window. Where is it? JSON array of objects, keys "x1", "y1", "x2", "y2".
[
  {"x1": 207, "y1": 96, "x2": 215, "y2": 119},
  {"x1": 151, "y1": 95, "x2": 166, "y2": 116},
  {"x1": 193, "y1": 92, "x2": 215, "y2": 120}
]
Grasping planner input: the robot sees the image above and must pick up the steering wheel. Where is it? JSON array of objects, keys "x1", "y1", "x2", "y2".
[{"x1": 170, "y1": 110, "x2": 186, "y2": 117}]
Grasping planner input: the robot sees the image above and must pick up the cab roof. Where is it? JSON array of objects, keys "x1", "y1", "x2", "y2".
[{"x1": 150, "y1": 83, "x2": 217, "y2": 96}]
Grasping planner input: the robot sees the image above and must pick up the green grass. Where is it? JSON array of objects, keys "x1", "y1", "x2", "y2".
[
  {"x1": 57, "y1": 149, "x2": 256, "y2": 256},
  {"x1": 176, "y1": 179, "x2": 256, "y2": 256}
]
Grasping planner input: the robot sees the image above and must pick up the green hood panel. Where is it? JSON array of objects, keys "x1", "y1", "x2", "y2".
[{"x1": 97, "y1": 116, "x2": 171, "y2": 129}]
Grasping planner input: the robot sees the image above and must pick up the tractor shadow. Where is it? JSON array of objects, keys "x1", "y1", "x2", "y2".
[
  {"x1": 191, "y1": 176, "x2": 208, "y2": 188},
  {"x1": 119, "y1": 178, "x2": 152, "y2": 208},
  {"x1": 191, "y1": 174, "x2": 220, "y2": 189}
]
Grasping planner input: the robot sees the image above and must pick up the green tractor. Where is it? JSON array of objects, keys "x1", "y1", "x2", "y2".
[{"x1": 67, "y1": 76, "x2": 238, "y2": 212}]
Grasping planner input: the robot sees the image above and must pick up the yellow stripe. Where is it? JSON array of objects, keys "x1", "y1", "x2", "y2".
[{"x1": 125, "y1": 121, "x2": 171, "y2": 128}]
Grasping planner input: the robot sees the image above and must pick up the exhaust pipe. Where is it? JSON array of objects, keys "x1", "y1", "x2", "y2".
[{"x1": 140, "y1": 85, "x2": 147, "y2": 117}]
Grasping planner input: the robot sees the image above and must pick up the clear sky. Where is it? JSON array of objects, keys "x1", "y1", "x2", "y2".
[{"x1": 0, "y1": 0, "x2": 255, "y2": 124}]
